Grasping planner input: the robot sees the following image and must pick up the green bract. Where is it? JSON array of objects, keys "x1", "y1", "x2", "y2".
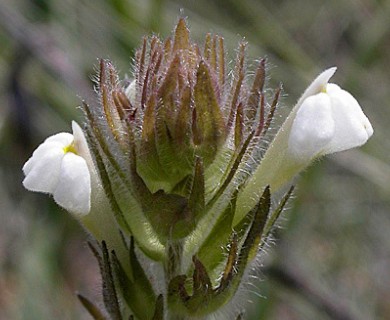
[{"x1": 80, "y1": 18, "x2": 291, "y2": 319}]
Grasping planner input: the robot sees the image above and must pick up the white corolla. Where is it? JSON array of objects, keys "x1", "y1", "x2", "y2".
[
  {"x1": 287, "y1": 67, "x2": 373, "y2": 161},
  {"x1": 234, "y1": 67, "x2": 373, "y2": 224},
  {"x1": 23, "y1": 121, "x2": 91, "y2": 216}
]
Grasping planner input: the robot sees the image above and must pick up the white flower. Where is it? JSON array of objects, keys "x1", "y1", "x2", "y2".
[
  {"x1": 23, "y1": 121, "x2": 91, "y2": 216},
  {"x1": 234, "y1": 67, "x2": 373, "y2": 224},
  {"x1": 287, "y1": 67, "x2": 373, "y2": 162}
]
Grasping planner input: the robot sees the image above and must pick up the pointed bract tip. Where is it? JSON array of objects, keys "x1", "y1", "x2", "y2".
[{"x1": 173, "y1": 18, "x2": 190, "y2": 52}]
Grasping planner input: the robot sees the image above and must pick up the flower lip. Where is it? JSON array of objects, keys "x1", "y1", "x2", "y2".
[{"x1": 22, "y1": 122, "x2": 91, "y2": 216}]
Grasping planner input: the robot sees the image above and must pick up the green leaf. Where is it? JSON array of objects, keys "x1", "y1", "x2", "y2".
[
  {"x1": 239, "y1": 186, "x2": 271, "y2": 263},
  {"x1": 101, "y1": 241, "x2": 123, "y2": 320},
  {"x1": 111, "y1": 238, "x2": 157, "y2": 320}
]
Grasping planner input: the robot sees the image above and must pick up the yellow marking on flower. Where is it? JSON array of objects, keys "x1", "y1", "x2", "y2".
[
  {"x1": 63, "y1": 142, "x2": 77, "y2": 154},
  {"x1": 320, "y1": 84, "x2": 328, "y2": 93}
]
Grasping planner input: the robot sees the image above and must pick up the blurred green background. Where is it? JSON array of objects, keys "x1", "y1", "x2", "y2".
[{"x1": 0, "y1": 0, "x2": 389, "y2": 319}]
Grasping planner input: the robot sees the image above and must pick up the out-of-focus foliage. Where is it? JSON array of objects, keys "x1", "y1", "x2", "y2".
[{"x1": 0, "y1": 0, "x2": 389, "y2": 319}]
